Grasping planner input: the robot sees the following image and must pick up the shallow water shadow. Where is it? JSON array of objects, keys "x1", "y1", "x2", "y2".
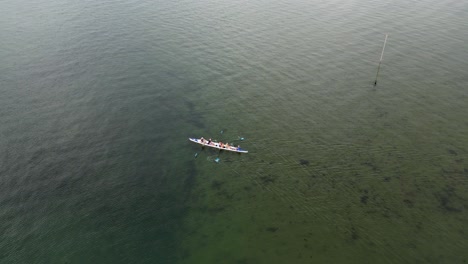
[{"x1": 266, "y1": 227, "x2": 279, "y2": 232}]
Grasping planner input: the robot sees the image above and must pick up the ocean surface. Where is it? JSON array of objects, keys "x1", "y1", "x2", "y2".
[{"x1": 1, "y1": 0, "x2": 468, "y2": 263}]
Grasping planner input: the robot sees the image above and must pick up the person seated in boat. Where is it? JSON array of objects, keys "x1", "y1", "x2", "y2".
[
  {"x1": 224, "y1": 142, "x2": 229, "y2": 149},
  {"x1": 219, "y1": 142, "x2": 223, "y2": 148},
  {"x1": 237, "y1": 145, "x2": 240, "y2": 151},
  {"x1": 200, "y1": 137, "x2": 205, "y2": 143},
  {"x1": 207, "y1": 138, "x2": 212, "y2": 145}
]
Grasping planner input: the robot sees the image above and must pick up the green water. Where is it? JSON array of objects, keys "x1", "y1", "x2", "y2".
[{"x1": 1, "y1": 0, "x2": 467, "y2": 263}]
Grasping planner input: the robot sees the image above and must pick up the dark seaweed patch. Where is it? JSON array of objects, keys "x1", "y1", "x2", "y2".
[
  {"x1": 259, "y1": 175, "x2": 275, "y2": 185},
  {"x1": 439, "y1": 196, "x2": 461, "y2": 212},
  {"x1": 236, "y1": 258, "x2": 248, "y2": 264},
  {"x1": 383, "y1": 176, "x2": 391, "y2": 182},
  {"x1": 185, "y1": 100, "x2": 195, "y2": 111},
  {"x1": 216, "y1": 189, "x2": 234, "y2": 200},
  {"x1": 211, "y1": 180, "x2": 225, "y2": 190},
  {"x1": 181, "y1": 249, "x2": 191, "y2": 260},
  {"x1": 350, "y1": 226, "x2": 359, "y2": 240},
  {"x1": 266, "y1": 227, "x2": 278, "y2": 232},
  {"x1": 184, "y1": 160, "x2": 197, "y2": 195},
  {"x1": 361, "y1": 161, "x2": 378, "y2": 171},
  {"x1": 209, "y1": 207, "x2": 225, "y2": 213},
  {"x1": 185, "y1": 100, "x2": 205, "y2": 129},
  {"x1": 403, "y1": 199, "x2": 414, "y2": 208},
  {"x1": 415, "y1": 222, "x2": 422, "y2": 231},
  {"x1": 199, "y1": 206, "x2": 225, "y2": 214},
  {"x1": 360, "y1": 195, "x2": 369, "y2": 204},
  {"x1": 448, "y1": 149, "x2": 458, "y2": 155},
  {"x1": 435, "y1": 185, "x2": 463, "y2": 213},
  {"x1": 299, "y1": 159, "x2": 310, "y2": 166}
]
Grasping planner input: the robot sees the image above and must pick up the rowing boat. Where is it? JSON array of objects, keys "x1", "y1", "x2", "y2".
[{"x1": 189, "y1": 138, "x2": 248, "y2": 153}]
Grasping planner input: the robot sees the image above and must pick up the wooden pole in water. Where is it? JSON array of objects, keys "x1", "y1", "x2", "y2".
[{"x1": 374, "y1": 34, "x2": 388, "y2": 87}]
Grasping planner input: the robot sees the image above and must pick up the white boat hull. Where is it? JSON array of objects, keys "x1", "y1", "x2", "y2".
[{"x1": 189, "y1": 138, "x2": 248, "y2": 153}]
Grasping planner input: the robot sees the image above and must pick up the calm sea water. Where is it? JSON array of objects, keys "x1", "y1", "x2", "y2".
[{"x1": 1, "y1": 0, "x2": 467, "y2": 263}]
